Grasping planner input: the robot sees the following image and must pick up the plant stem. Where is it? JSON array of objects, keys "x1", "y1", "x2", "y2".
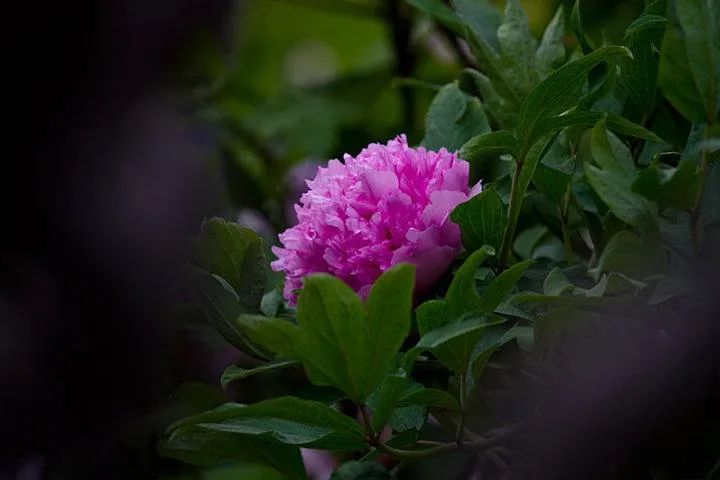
[
  {"x1": 499, "y1": 158, "x2": 523, "y2": 269},
  {"x1": 375, "y1": 422, "x2": 530, "y2": 461},
  {"x1": 560, "y1": 184, "x2": 575, "y2": 264},
  {"x1": 455, "y1": 373, "x2": 466, "y2": 446},
  {"x1": 358, "y1": 404, "x2": 376, "y2": 441}
]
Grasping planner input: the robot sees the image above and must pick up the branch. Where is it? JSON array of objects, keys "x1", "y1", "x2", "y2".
[{"x1": 374, "y1": 422, "x2": 531, "y2": 461}]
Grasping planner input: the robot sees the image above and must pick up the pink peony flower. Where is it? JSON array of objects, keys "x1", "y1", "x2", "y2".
[{"x1": 271, "y1": 134, "x2": 481, "y2": 304}]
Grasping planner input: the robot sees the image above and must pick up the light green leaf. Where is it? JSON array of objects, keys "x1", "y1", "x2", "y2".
[
  {"x1": 497, "y1": 0, "x2": 538, "y2": 94},
  {"x1": 423, "y1": 83, "x2": 491, "y2": 152},
  {"x1": 451, "y1": 0, "x2": 501, "y2": 50},
  {"x1": 221, "y1": 360, "x2": 298, "y2": 389},
  {"x1": 536, "y1": 5, "x2": 566, "y2": 79},
  {"x1": 169, "y1": 397, "x2": 367, "y2": 452},
  {"x1": 450, "y1": 187, "x2": 508, "y2": 253},
  {"x1": 463, "y1": 68, "x2": 517, "y2": 128}
]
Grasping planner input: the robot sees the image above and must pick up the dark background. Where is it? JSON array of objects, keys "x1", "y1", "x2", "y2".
[{"x1": 3, "y1": 0, "x2": 718, "y2": 479}]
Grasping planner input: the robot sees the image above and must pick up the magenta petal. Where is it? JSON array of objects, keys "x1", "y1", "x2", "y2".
[{"x1": 272, "y1": 134, "x2": 482, "y2": 305}]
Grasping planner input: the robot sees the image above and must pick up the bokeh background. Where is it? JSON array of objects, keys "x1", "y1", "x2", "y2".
[{"x1": 5, "y1": 1, "x2": 717, "y2": 479}]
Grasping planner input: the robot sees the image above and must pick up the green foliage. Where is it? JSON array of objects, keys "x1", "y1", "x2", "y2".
[
  {"x1": 423, "y1": 83, "x2": 491, "y2": 151},
  {"x1": 164, "y1": 1, "x2": 720, "y2": 478},
  {"x1": 240, "y1": 264, "x2": 415, "y2": 403}
]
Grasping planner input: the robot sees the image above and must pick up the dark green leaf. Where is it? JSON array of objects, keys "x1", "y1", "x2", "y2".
[
  {"x1": 542, "y1": 267, "x2": 574, "y2": 296},
  {"x1": 658, "y1": 0, "x2": 720, "y2": 122},
  {"x1": 423, "y1": 83, "x2": 491, "y2": 152},
  {"x1": 398, "y1": 388, "x2": 461, "y2": 411},
  {"x1": 536, "y1": 5, "x2": 566, "y2": 79},
  {"x1": 188, "y1": 267, "x2": 271, "y2": 359},
  {"x1": 633, "y1": 158, "x2": 701, "y2": 210},
  {"x1": 243, "y1": 267, "x2": 414, "y2": 403},
  {"x1": 169, "y1": 397, "x2": 367, "y2": 452},
  {"x1": 477, "y1": 260, "x2": 533, "y2": 313},
  {"x1": 364, "y1": 264, "x2": 415, "y2": 394},
  {"x1": 197, "y1": 217, "x2": 266, "y2": 312},
  {"x1": 497, "y1": 0, "x2": 538, "y2": 94},
  {"x1": 159, "y1": 426, "x2": 306, "y2": 480},
  {"x1": 331, "y1": 461, "x2": 391, "y2": 480},
  {"x1": 404, "y1": 315, "x2": 505, "y2": 372},
  {"x1": 221, "y1": 360, "x2": 298, "y2": 389},
  {"x1": 593, "y1": 230, "x2": 667, "y2": 280},
  {"x1": 570, "y1": 0, "x2": 595, "y2": 54},
  {"x1": 517, "y1": 45, "x2": 632, "y2": 147},
  {"x1": 368, "y1": 371, "x2": 409, "y2": 432},
  {"x1": 460, "y1": 130, "x2": 520, "y2": 161},
  {"x1": 450, "y1": 187, "x2": 508, "y2": 253}
]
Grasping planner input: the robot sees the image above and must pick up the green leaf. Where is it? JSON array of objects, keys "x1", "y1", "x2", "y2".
[
  {"x1": 619, "y1": 9, "x2": 666, "y2": 122},
  {"x1": 159, "y1": 427, "x2": 306, "y2": 480},
  {"x1": 477, "y1": 260, "x2": 533, "y2": 312},
  {"x1": 188, "y1": 267, "x2": 271, "y2": 360},
  {"x1": 658, "y1": 0, "x2": 720, "y2": 122},
  {"x1": 331, "y1": 461, "x2": 391, "y2": 480},
  {"x1": 451, "y1": 0, "x2": 502, "y2": 50},
  {"x1": 221, "y1": 360, "x2": 298, "y2": 389},
  {"x1": 450, "y1": 187, "x2": 508, "y2": 253},
  {"x1": 398, "y1": 388, "x2": 462, "y2": 411},
  {"x1": 542, "y1": 267, "x2": 574, "y2": 296},
  {"x1": 463, "y1": 69, "x2": 517, "y2": 128},
  {"x1": 169, "y1": 397, "x2": 367, "y2": 452},
  {"x1": 533, "y1": 157, "x2": 574, "y2": 204},
  {"x1": 460, "y1": 130, "x2": 520, "y2": 161},
  {"x1": 497, "y1": 0, "x2": 538, "y2": 94},
  {"x1": 405, "y1": 0, "x2": 464, "y2": 35},
  {"x1": 404, "y1": 316, "x2": 506, "y2": 372},
  {"x1": 243, "y1": 267, "x2": 414, "y2": 403},
  {"x1": 444, "y1": 246, "x2": 495, "y2": 318},
  {"x1": 367, "y1": 371, "x2": 409, "y2": 432},
  {"x1": 633, "y1": 158, "x2": 701, "y2": 210},
  {"x1": 197, "y1": 217, "x2": 266, "y2": 312},
  {"x1": 517, "y1": 45, "x2": 632, "y2": 148},
  {"x1": 536, "y1": 111, "x2": 664, "y2": 143},
  {"x1": 593, "y1": 230, "x2": 667, "y2": 280},
  {"x1": 364, "y1": 264, "x2": 415, "y2": 393},
  {"x1": 423, "y1": 83, "x2": 491, "y2": 152},
  {"x1": 465, "y1": 25, "x2": 522, "y2": 108},
  {"x1": 590, "y1": 120, "x2": 636, "y2": 177},
  {"x1": 570, "y1": 0, "x2": 595, "y2": 54},
  {"x1": 535, "y1": 5, "x2": 566, "y2": 79},
  {"x1": 585, "y1": 163, "x2": 657, "y2": 227},
  {"x1": 586, "y1": 122, "x2": 657, "y2": 227}
]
